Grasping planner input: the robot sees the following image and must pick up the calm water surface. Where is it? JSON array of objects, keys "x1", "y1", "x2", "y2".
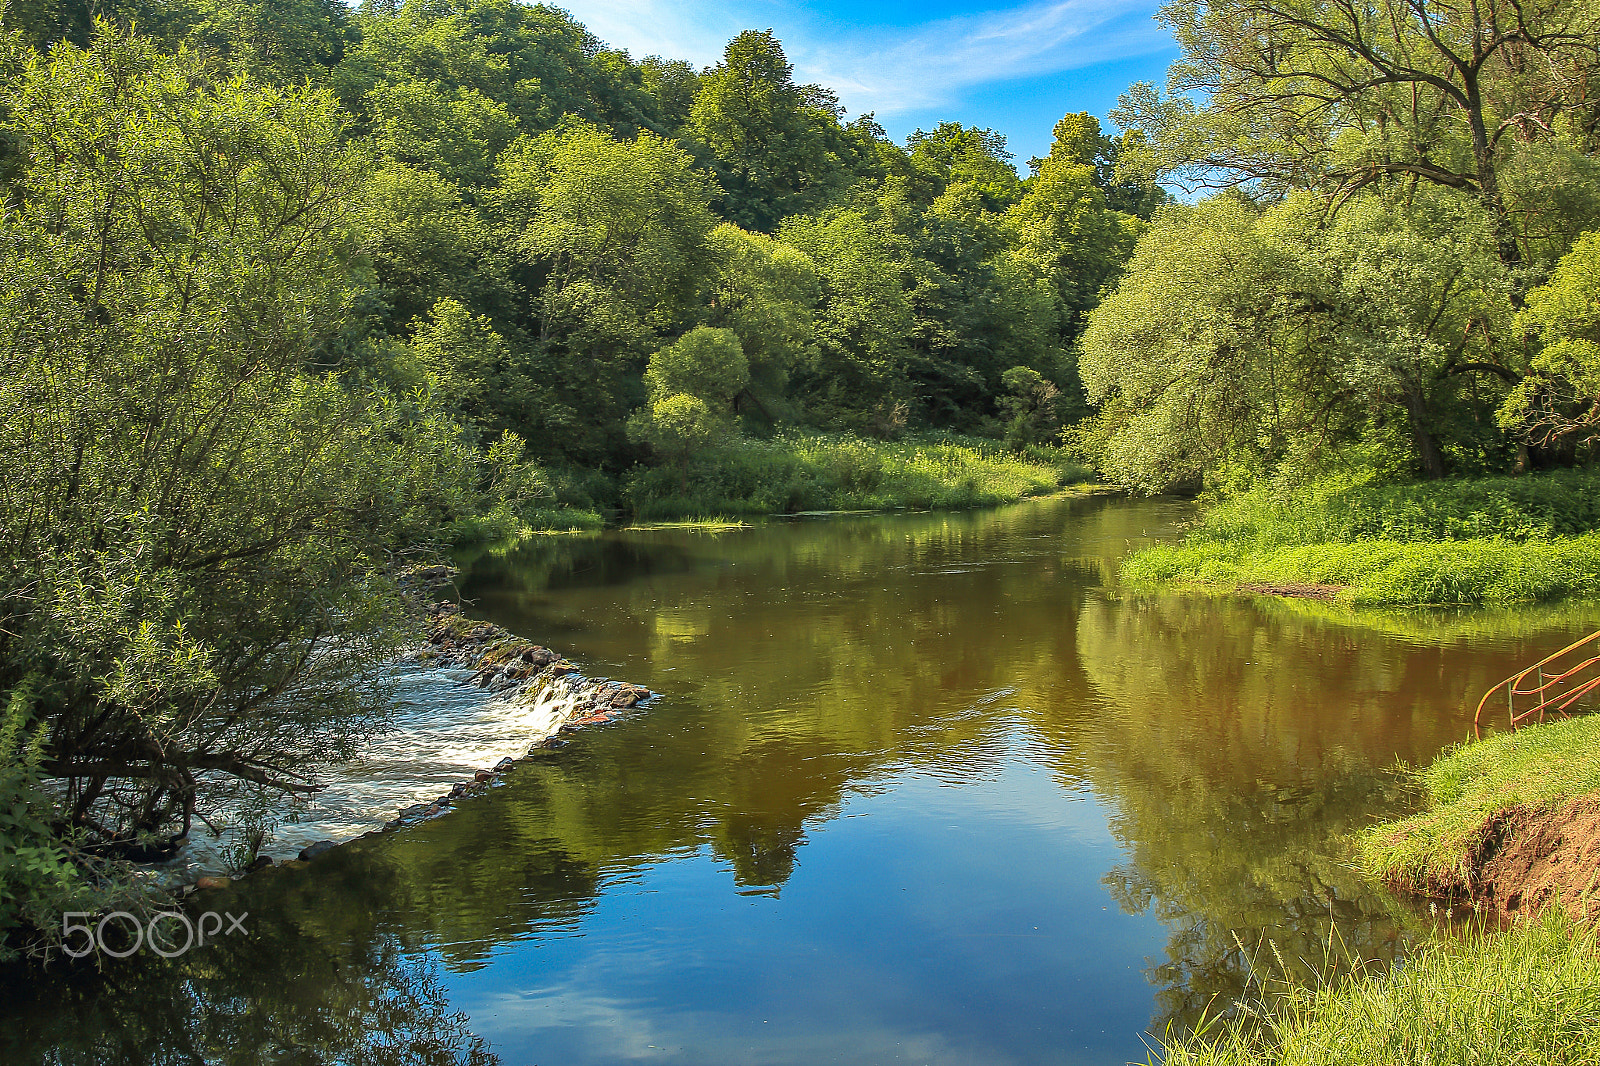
[{"x1": 7, "y1": 494, "x2": 1597, "y2": 1065}]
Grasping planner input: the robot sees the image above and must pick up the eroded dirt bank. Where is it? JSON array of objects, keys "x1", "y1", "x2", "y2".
[{"x1": 1398, "y1": 795, "x2": 1600, "y2": 921}]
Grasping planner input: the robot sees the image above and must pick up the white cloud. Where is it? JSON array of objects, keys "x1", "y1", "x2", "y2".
[
  {"x1": 558, "y1": 0, "x2": 1169, "y2": 117},
  {"x1": 792, "y1": 1, "x2": 1168, "y2": 115},
  {"x1": 557, "y1": 0, "x2": 749, "y2": 68}
]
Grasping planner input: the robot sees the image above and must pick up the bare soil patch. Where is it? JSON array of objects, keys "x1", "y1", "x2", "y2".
[{"x1": 1237, "y1": 582, "x2": 1342, "y2": 601}]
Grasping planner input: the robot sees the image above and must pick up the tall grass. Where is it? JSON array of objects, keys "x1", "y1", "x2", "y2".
[
  {"x1": 625, "y1": 432, "x2": 1094, "y2": 519},
  {"x1": 1359, "y1": 716, "x2": 1600, "y2": 895},
  {"x1": 1150, "y1": 910, "x2": 1600, "y2": 1066},
  {"x1": 1192, "y1": 470, "x2": 1600, "y2": 548},
  {"x1": 1124, "y1": 533, "x2": 1600, "y2": 605},
  {"x1": 1122, "y1": 469, "x2": 1600, "y2": 606}
]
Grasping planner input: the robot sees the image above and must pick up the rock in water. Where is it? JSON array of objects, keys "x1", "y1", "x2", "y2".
[{"x1": 298, "y1": 839, "x2": 338, "y2": 862}]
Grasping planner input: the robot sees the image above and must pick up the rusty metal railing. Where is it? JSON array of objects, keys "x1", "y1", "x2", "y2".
[{"x1": 1475, "y1": 628, "x2": 1600, "y2": 734}]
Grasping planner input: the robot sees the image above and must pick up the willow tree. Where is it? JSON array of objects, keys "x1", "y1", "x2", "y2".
[
  {"x1": 1080, "y1": 194, "x2": 1515, "y2": 487},
  {"x1": 0, "y1": 29, "x2": 485, "y2": 854},
  {"x1": 1114, "y1": 0, "x2": 1600, "y2": 268}
]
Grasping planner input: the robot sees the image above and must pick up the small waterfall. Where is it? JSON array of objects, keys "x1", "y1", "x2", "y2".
[{"x1": 158, "y1": 634, "x2": 651, "y2": 883}]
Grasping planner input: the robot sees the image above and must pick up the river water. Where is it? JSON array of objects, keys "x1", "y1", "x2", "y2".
[{"x1": 5, "y1": 494, "x2": 1597, "y2": 1065}]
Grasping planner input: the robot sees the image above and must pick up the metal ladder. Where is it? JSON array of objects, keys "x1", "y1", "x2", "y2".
[{"x1": 1475, "y1": 628, "x2": 1600, "y2": 733}]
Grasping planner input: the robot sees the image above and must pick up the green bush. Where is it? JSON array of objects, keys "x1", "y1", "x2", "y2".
[
  {"x1": 0, "y1": 684, "x2": 93, "y2": 958},
  {"x1": 1122, "y1": 469, "x2": 1600, "y2": 606},
  {"x1": 1192, "y1": 469, "x2": 1600, "y2": 548},
  {"x1": 1123, "y1": 533, "x2": 1600, "y2": 605}
]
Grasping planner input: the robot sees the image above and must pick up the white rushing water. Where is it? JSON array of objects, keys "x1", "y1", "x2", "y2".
[{"x1": 161, "y1": 656, "x2": 635, "y2": 880}]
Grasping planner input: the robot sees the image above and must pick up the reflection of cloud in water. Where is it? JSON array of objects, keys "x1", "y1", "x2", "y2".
[{"x1": 471, "y1": 986, "x2": 963, "y2": 1065}]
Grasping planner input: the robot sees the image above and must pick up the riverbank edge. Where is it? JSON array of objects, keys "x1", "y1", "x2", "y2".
[
  {"x1": 1357, "y1": 715, "x2": 1600, "y2": 921},
  {"x1": 1145, "y1": 909, "x2": 1600, "y2": 1065},
  {"x1": 1120, "y1": 534, "x2": 1600, "y2": 608},
  {"x1": 531, "y1": 432, "x2": 1101, "y2": 527},
  {"x1": 516, "y1": 482, "x2": 1125, "y2": 539},
  {"x1": 1147, "y1": 720, "x2": 1600, "y2": 1064},
  {"x1": 178, "y1": 600, "x2": 654, "y2": 895}
]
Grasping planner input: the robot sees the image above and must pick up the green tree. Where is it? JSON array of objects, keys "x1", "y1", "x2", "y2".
[
  {"x1": 360, "y1": 162, "x2": 501, "y2": 328},
  {"x1": 702, "y1": 223, "x2": 820, "y2": 420},
  {"x1": 0, "y1": 29, "x2": 488, "y2": 861},
  {"x1": 906, "y1": 122, "x2": 1023, "y2": 209},
  {"x1": 365, "y1": 77, "x2": 519, "y2": 185},
  {"x1": 1011, "y1": 114, "x2": 1143, "y2": 343},
  {"x1": 338, "y1": 0, "x2": 656, "y2": 140},
  {"x1": 904, "y1": 184, "x2": 1060, "y2": 428},
  {"x1": 639, "y1": 55, "x2": 700, "y2": 132},
  {"x1": 407, "y1": 298, "x2": 557, "y2": 441},
  {"x1": 1506, "y1": 230, "x2": 1600, "y2": 452},
  {"x1": 182, "y1": 0, "x2": 350, "y2": 83},
  {"x1": 1113, "y1": 0, "x2": 1600, "y2": 269},
  {"x1": 492, "y1": 123, "x2": 718, "y2": 462},
  {"x1": 1079, "y1": 194, "x2": 1517, "y2": 490},
  {"x1": 630, "y1": 327, "x2": 750, "y2": 488},
  {"x1": 780, "y1": 210, "x2": 918, "y2": 432},
  {"x1": 1027, "y1": 113, "x2": 1166, "y2": 219},
  {"x1": 689, "y1": 30, "x2": 856, "y2": 230},
  {"x1": 0, "y1": 686, "x2": 94, "y2": 956},
  {"x1": 999, "y1": 366, "x2": 1065, "y2": 449}
]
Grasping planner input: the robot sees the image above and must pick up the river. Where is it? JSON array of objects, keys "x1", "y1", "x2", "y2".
[{"x1": 4, "y1": 493, "x2": 1595, "y2": 1065}]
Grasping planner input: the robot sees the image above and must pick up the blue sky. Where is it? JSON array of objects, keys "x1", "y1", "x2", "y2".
[{"x1": 557, "y1": 0, "x2": 1179, "y2": 167}]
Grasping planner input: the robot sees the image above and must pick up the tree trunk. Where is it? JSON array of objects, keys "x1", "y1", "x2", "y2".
[
  {"x1": 1401, "y1": 383, "x2": 1445, "y2": 479},
  {"x1": 1463, "y1": 79, "x2": 1521, "y2": 272}
]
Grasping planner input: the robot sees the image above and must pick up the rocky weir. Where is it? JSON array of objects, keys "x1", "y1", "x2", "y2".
[{"x1": 165, "y1": 601, "x2": 653, "y2": 889}]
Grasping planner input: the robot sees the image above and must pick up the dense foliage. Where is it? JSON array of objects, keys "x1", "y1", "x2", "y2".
[
  {"x1": 0, "y1": 0, "x2": 1159, "y2": 947},
  {"x1": 1083, "y1": 0, "x2": 1600, "y2": 489}
]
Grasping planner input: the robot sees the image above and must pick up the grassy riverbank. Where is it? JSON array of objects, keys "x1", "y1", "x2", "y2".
[
  {"x1": 1152, "y1": 720, "x2": 1600, "y2": 1064},
  {"x1": 624, "y1": 432, "x2": 1094, "y2": 520},
  {"x1": 1359, "y1": 716, "x2": 1600, "y2": 904},
  {"x1": 1122, "y1": 470, "x2": 1600, "y2": 606},
  {"x1": 1149, "y1": 910, "x2": 1600, "y2": 1066}
]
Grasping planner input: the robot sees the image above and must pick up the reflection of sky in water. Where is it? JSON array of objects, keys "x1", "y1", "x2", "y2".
[
  {"x1": 20, "y1": 495, "x2": 1600, "y2": 1066},
  {"x1": 449, "y1": 749, "x2": 1166, "y2": 1066}
]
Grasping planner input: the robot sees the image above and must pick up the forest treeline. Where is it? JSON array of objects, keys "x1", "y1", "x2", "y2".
[{"x1": 5, "y1": 0, "x2": 1159, "y2": 482}]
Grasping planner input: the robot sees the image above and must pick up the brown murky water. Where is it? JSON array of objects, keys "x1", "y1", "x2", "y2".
[{"x1": 6, "y1": 493, "x2": 1595, "y2": 1065}]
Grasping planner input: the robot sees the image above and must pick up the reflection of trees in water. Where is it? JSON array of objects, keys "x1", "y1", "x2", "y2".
[
  {"x1": 444, "y1": 498, "x2": 1161, "y2": 904},
  {"x1": 457, "y1": 494, "x2": 1454, "y2": 1035},
  {"x1": 0, "y1": 902, "x2": 497, "y2": 1066},
  {"x1": 1062, "y1": 592, "x2": 1559, "y2": 1035},
  {"x1": 1100, "y1": 753, "x2": 1415, "y2": 1032},
  {"x1": 17, "y1": 495, "x2": 1548, "y2": 1056}
]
